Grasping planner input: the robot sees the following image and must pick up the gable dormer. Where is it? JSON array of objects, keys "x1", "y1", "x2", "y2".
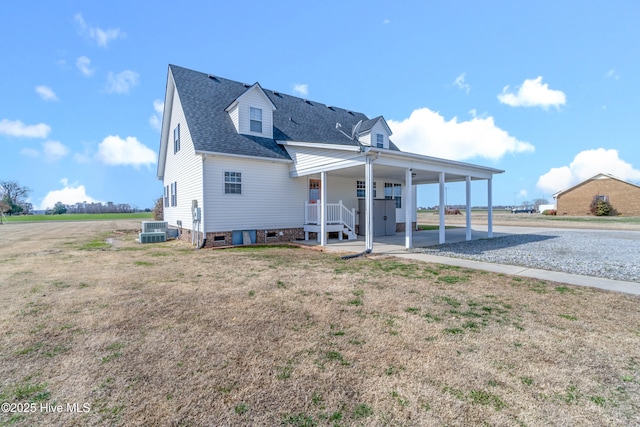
[
  {"x1": 356, "y1": 116, "x2": 392, "y2": 149},
  {"x1": 225, "y1": 83, "x2": 276, "y2": 139}
]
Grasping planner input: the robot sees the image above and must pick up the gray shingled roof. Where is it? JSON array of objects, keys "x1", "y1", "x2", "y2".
[{"x1": 169, "y1": 65, "x2": 399, "y2": 160}]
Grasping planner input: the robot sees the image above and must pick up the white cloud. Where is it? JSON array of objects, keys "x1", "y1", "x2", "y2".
[
  {"x1": 0, "y1": 119, "x2": 51, "y2": 138},
  {"x1": 498, "y1": 76, "x2": 566, "y2": 109},
  {"x1": 453, "y1": 73, "x2": 470, "y2": 94},
  {"x1": 96, "y1": 135, "x2": 156, "y2": 167},
  {"x1": 383, "y1": 19, "x2": 391, "y2": 24},
  {"x1": 20, "y1": 147, "x2": 40, "y2": 158},
  {"x1": 149, "y1": 99, "x2": 164, "y2": 131},
  {"x1": 18, "y1": 141, "x2": 69, "y2": 162},
  {"x1": 74, "y1": 13, "x2": 125, "y2": 47},
  {"x1": 106, "y1": 70, "x2": 139, "y2": 94},
  {"x1": 517, "y1": 189, "x2": 528, "y2": 198},
  {"x1": 35, "y1": 85, "x2": 58, "y2": 101},
  {"x1": 76, "y1": 56, "x2": 95, "y2": 77},
  {"x1": 605, "y1": 69, "x2": 620, "y2": 80},
  {"x1": 537, "y1": 148, "x2": 640, "y2": 195},
  {"x1": 293, "y1": 84, "x2": 308, "y2": 96},
  {"x1": 43, "y1": 140, "x2": 69, "y2": 162},
  {"x1": 38, "y1": 178, "x2": 100, "y2": 210},
  {"x1": 388, "y1": 108, "x2": 534, "y2": 162}
]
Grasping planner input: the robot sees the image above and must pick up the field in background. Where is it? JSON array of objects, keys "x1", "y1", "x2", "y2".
[
  {"x1": 1, "y1": 212, "x2": 152, "y2": 223},
  {"x1": 418, "y1": 209, "x2": 640, "y2": 230},
  {"x1": 0, "y1": 220, "x2": 638, "y2": 426}
]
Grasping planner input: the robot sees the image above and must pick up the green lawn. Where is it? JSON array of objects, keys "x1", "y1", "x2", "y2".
[{"x1": 2, "y1": 212, "x2": 153, "y2": 222}]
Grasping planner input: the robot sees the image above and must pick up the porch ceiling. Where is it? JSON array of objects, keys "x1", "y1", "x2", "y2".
[{"x1": 326, "y1": 164, "x2": 487, "y2": 184}]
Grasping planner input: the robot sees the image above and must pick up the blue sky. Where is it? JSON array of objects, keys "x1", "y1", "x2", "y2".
[{"x1": 2, "y1": 1, "x2": 640, "y2": 210}]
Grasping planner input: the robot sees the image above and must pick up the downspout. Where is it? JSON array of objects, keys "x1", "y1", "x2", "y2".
[{"x1": 199, "y1": 154, "x2": 207, "y2": 248}]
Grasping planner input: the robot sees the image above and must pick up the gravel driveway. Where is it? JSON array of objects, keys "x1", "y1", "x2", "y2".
[{"x1": 415, "y1": 229, "x2": 640, "y2": 283}]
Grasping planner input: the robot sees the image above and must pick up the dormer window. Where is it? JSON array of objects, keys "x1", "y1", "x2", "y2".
[
  {"x1": 376, "y1": 133, "x2": 384, "y2": 148},
  {"x1": 250, "y1": 107, "x2": 262, "y2": 133}
]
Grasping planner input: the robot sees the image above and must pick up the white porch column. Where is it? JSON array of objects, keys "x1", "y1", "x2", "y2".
[
  {"x1": 365, "y1": 156, "x2": 374, "y2": 252},
  {"x1": 439, "y1": 172, "x2": 445, "y2": 244},
  {"x1": 465, "y1": 176, "x2": 472, "y2": 241},
  {"x1": 412, "y1": 185, "x2": 418, "y2": 230},
  {"x1": 487, "y1": 177, "x2": 493, "y2": 238},
  {"x1": 405, "y1": 168, "x2": 413, "y2": 249},
  {"x1": 320, "y1": 171, "x2": 327, "y2": 246}
]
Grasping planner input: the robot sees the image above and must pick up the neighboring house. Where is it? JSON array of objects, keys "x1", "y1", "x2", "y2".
[
  {"x1": 554, "y1": 173, "x2": 640, "y2": 216},
  {"x1": 157, "y1": 65, "x2": 504, "y2": 250}
]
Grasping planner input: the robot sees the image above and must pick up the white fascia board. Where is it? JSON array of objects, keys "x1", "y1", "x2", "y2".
[
  {"x1": 277, "y1": 140, "x2": 361, "y2": 152},
  {"x1": 364, "y1": 147, "x2": 504, "y2": 177},
  {"x1": 196, "y1": 149, "x2": 293, "y2": 164},
  {"x1": 157, "y1": 67, "x2": 176, "y2": 180}
]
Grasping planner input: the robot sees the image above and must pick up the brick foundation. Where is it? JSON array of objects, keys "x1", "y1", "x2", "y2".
[{"x1": 202, "y1": 228, "x2": 305, "y2": 248}]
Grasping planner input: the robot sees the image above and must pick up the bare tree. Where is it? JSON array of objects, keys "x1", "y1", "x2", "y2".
[{"x1": 0, "y1": 180, "x2": 31, "y2": 215}]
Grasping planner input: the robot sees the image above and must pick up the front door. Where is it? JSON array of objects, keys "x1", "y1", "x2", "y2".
[{"x1": 309, "y1": 179, "x2": 321, "y2": 203}]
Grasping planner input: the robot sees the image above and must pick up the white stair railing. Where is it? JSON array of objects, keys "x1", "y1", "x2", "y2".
[{"x1": 305, "y1": 200, "x2": 355, "y2": 234}]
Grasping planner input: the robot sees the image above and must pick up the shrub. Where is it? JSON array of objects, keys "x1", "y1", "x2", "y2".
[
  {"x1": 445, "y1": 209, "x2": 461, "y2": 215},
  {"x1": 541, "y1": 209, "x2": 556, "y2": 216},
  {"x1": 589, "y1": 198, "x2": 618, "y2": 216}
]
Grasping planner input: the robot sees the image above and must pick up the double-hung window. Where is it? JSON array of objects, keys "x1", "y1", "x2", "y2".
[
  {"x1": 384, "y1": 182, "x2": 402, "y2": 208},
  {"x1": 250, "y1": 107, "x2": 262, "y2": 133},
  {"x1": 173, "y1": 124, "x2": 181, "y2": 153},
  {"x1": 224, "y1": 172, "x2": 242, "y2": 194},
  {"x1": 164, "y1": 185, "x2": 169, "y2": 207},
  {"x1": 170, "y1": 182, "x2": 177, "y2": 207},
  {"x1": 376, "y1": 133, "x2": 384, "y2": 148},
  {"x1": 356, "y1": 180, "x2": 377, "y2": 198}
]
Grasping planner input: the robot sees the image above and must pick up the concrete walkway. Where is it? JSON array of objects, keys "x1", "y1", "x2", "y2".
[{"x1": 298, "y1": 226, "x2": 640, "y2": 296}]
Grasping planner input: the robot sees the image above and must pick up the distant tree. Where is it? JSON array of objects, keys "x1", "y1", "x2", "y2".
[
  {"x1": 152, "y1": 197, "x2": 163, "y2": 220},
  {"x1": 0, "y1": 180, "x2": 31, "y2": 215},
  {"x1": 52, "y1": 201, "x2": 67, "y2": 215},
  {"x1": 533, "y1": 198, "x2": 549, "y2": 210},
  {"x1": 19, "y1": 201, "x2": 33, "y2": 215}
]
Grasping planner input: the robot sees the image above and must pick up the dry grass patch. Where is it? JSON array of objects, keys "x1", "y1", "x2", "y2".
[{"x1": 0, "y1": 221, "x2": 639, "y2": 426}]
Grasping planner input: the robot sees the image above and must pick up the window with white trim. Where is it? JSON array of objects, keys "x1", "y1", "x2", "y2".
[
  {"x1": 376, "y1": 133, "x2": 384, "y2": 148},
  {"x1": 384, "y1": 182, "x2": 402, "y2": 208},
  {"x1": 250, "y1": 107, "x2": 262, "y2": 133},
  {"x1": 224, "y1": 172, "x2": 242, "y2": 194},
  {"x1": 356, "y1": 180, "x2": 377, "y2": 198},
  {"x1": 164, "y1": 185, "x2": 169, "y2": 207},
  {"x1": 170, "y1": 182, "x2": 177, "y2": 207},
  {"x1": 173, "y1": 124, "x2": 181, "y2": 153}
]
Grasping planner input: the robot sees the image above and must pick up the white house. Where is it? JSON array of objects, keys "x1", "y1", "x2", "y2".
[{"x1": 157, "y1": 65, "x2": 503, "y2": 251}]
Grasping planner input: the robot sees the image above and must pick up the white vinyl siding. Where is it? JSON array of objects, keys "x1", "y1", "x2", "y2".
[
  {"x1": 227, "y1": 103, "x2": 240, "y2": 133},
  {"x1": 283, "y1": 146, "x2": 365, "y2": 177},
  {"x1": 204, "y1": 156, "x2": 306, "y2": 231},
  {"x1": 162, "y1": 87, "x2": 203, "y2": 230}
]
